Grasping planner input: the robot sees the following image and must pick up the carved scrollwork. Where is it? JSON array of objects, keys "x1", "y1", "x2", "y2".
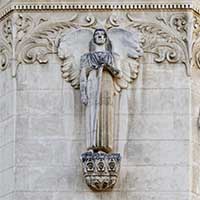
[
  {"x1": 9, "y1": 13, "x2": 190, "y2": 78},
  {"x1": 193, "y1": 16, "x2": 200, "y2": 69},
  {"x1": 0, "y1": 18, "x2": 13, "y2": 71},
  {"x1": 0, "y1": 46, "x2": 9, "y2": 71},
  {"x1": 16, "y1": 14, "x2": 85, "y2": 67},
  {"x1": 127, "y1": 13, "x2": 190, "y2": 75},
  {"x1": 15, "y1": 14, "x2": 35, "y2": 46},
  {"x1": 2, "y1": 18, "x2": 13, "y2": 47}
]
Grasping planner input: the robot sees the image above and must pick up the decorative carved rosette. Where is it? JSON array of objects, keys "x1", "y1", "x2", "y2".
[{"x1": 80, "y1": 152, "x2": 121, "y2": 191}]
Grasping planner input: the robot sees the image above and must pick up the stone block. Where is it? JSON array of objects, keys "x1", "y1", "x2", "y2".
[
  {"x1": 192, "y1": 117, "x2": 200, "y2": 144},
  {"x1": 15, "y1": 166, "x2": 78, "y2": 192},
  {"x1": 127, "y1": 192, "x2": 189, "y2": 200},
  {"x1": 118, "y1": 88, "x2": 189, "y2": 115},
  {"x1": 0, "y1": 193, "x2": 14, "y2": 200},
  {"x1": 0, "y1": 70, "x2": 13, "y2": 98},
  {"x1": 16, "y1": 139, "x2": 85, "y2": 167},
  {"x1": 15, "y1": 114, "x2": 86, "y2": 141},
  {"x1": 125, "y1": 166, "x2": 189, "y2": 192},
  {"x1": 192, "y1": 142, "x2": 200, "y2": 164},
  {"x1": 0, "y1": 92, "x2": 14, "y2": 122},
  {"x1": 125, "y1": 140, "x2": 189, "y2": 166},
  {"x1": 0, "y1": 168, "x2": 14, "y2": 197},
  {"x1": 114, "y1": 140, "x2": 189, "y2": 166},
  {"x1": 63, "y1": 89, "x2": 83, "y2": 115},
  {"x1": 52, "y1": 192, "x2": 102, "y2": 200},
  {"x1": 16, "y1": 91, "x2": 63, "y2": 115},
  {"x1": 63, "y1": 114, "x2": 85, "y2": 140},
  {"x1": 54, "y1": 140, "x2": 85, "y2": 166},
  {"x1": 101, "y1": 192, "x2": 127, "y2": 200},
  {"x1": 192, "y1": 165, "x2": 200, "y2": 194},
  {"x1": 17, "y1": 62, "x2": 62, "y2": 91},
  {"x1": 192, "y1": 90, "x2": 200, "y2": 117},
  {"x1": 16, "y1": 91, "x2": 29, "y2": 115},
  {"x1": 116, "y1": 114, "x2": 190, "y2": 140},
  {"x1": 134, "y1": 63, "x2": 189, "y2": 90},
  {"x1": 0, "y1": 142, "x2": 14, "y2": 171},
  {"x1": 16, "y1": 114, "x2": 64, "y2": 139},
  {"x1": 15, "y1": 192, "x2": 54, "y2": 200},
  {"x1": 15, "y1": 139, "x2": 54, "y2": 167},
  {"x1": 0, "y1": 117, "x2": 14, "y2": 147}
]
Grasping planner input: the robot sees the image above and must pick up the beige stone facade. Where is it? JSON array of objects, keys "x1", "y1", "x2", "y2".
[{"x1": 0, "y1": 0, "x2": 199, "y2": 199}]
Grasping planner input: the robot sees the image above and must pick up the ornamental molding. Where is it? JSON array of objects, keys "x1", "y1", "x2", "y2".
[
  {"x1": 192, "y1": 15, "x2": 200, "y2": 69},
  {"x1": 80, "y1": 152, "x2": 121, "y2": 191},
  {"x1": 0, "y1": 2, "x2": 196, "y2": 21},
  {"x1": 0, "y1": 13, "x2": 191, "y2": 76}
]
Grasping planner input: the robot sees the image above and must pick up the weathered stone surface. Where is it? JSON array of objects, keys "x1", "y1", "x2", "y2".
[
  {"x1": 125, "y1": 140, "x2": 189, "y2": 166},
  {"x1": 114, "y1": 114, "x2": 190, "y2": 140},
  {"x1": 16, "y1": 139, "x2": 85, "y2": 166},
  {"x1": 0, "y1": 117, "x2": 14, "y2": 146},
  {"x1": 125, "y1": 166, "x2": 189, "y2": 192},
  {"x1": 116, "y1": 88, "x2": 190, "y2": 115},
  {"x1": 17, "y1": 62, "x2": 63, "y2": 91},
  {"x1": 0, "y1": 168, "x2": 14, "y2": 197},
  {"x1": 15, "y1": 166, "x2": 78, "y2": 191},
  {"x1": 0, "y1": 93, "x2": 14, "y2": 122},
  {"x1": 0, "y1": 142, "x2": 14, "y2": 171},
  {"x1": 127, "y1": 192, "x2": 189, "y2": 200},
  {"x1": 0, "y1": 2, "x2": 196, "y2": 200},
  {"x1": 16, "y1": 91, "x2": 63, "y2": 115}
]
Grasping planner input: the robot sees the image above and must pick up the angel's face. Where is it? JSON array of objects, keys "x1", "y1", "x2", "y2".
[{"x1": 94, "y1": 30, "x2": 107, "y2": 45}]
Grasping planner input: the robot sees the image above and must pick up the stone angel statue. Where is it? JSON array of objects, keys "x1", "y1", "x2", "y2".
[{"x1": 57, "y1": 28, "x2": 143, "y2": 153}]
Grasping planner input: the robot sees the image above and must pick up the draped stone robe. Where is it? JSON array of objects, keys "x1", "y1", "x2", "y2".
[{"x1": 80, "y1": 51, "x2": 120, "y2": 153}]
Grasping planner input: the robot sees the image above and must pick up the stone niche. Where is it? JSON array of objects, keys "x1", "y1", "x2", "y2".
[{"x1": 0, "y1": 0, "x2": 199, "y2": 200}]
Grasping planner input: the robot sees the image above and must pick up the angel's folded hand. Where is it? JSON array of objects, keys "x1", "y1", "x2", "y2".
[{"x1": 81, "y1": 95, "x2": 88, "y2": 105}]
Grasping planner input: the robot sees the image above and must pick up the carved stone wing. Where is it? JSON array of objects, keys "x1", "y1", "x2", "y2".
[
  {"x1": 108, "y1": 28, "x2": 143, "y2": 92},
  {"x1": 57, "y1": 29, "x2": 93, "y2": 88}
]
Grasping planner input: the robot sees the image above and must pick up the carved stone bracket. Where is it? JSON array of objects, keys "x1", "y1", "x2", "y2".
[{"x1": 80, "y1": 152, "x2": 121, "y2": 191}]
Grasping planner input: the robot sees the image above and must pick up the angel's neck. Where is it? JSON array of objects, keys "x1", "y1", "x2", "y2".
[{"x1": 94, "y1": 44, "x2": 106, "y2": 52}]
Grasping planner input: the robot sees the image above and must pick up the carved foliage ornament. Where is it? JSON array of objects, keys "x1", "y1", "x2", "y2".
[
  {"x1": 193, "y1": 15, "x2": 200, "y2": 69},
  {"x1": 0, "y1": 13, "x2": 190, "y2": 76},
  {"x1": 0, "y1": 18, "x2": 12, "y2": 71}
]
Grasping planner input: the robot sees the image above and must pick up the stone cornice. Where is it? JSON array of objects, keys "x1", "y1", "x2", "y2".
[{"x1": 0, "y1": 2, "x2": 197, "y2": 20}]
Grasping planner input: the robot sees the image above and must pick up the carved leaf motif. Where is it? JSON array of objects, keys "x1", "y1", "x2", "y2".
[
  {"x1": 127, "y1": 13, "x2": 190, "y2": 76},
  {"x1": 0, "y1": 18, "x2": 13, "y2": 71},
  {"x1": 11, "y1": 13, "x2": 190, "y2": 78},
  {"x1": 193, "y1": 16, "x2": 200, "y2": 69},
  {"x1": 15, "y1": 14, "x2": 34, "y2": 46},
  {"x1": 17, "y1": 20, "x2": 77, "y2": 65},
  {"x1": 0, "y1": 46, "x2": 9, "y2": 71},
  {"x1": 2, "y1": 18, "x2": 12, "y2": 47}
]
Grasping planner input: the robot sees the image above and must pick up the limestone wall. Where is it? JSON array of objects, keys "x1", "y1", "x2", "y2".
[
  {"x1": 0, "y1": 2, "x2": 198, "y2": 200},
  {"x1": 0, "y1": 17, "x2": 15, "y2": 199}
]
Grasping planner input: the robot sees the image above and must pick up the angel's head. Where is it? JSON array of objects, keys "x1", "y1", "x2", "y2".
[
  {"x1": 89, "y1": 29, "x2": 112, "y2": 52},
  {"x1": 93, "y1": 29, "x2": 107, "y2": 45}
]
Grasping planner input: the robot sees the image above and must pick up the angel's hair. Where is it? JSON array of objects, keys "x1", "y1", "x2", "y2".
[{"x1": 89, "y1": 29, "x2": 112, "y2": 52}]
